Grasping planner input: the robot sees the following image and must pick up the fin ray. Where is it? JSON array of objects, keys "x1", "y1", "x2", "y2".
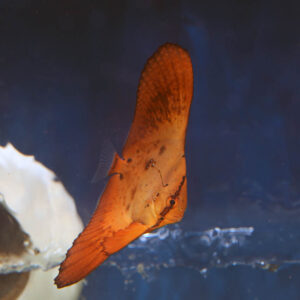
[{"x1": 55, "y1": 219, "x2": 147, "y2": 288}]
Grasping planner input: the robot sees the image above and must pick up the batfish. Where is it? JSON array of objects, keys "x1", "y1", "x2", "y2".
[{"x1": 55, "y1": 43, "x2": 193, "y2": 288}]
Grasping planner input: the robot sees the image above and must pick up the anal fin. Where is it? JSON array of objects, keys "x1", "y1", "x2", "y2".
[{"x1": 54, "y1": 221, "x2": 147, "y2": 288}]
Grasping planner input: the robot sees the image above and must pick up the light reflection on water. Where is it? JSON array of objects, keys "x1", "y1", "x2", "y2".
[{"x1": 103, "y1": 224, "x2": 300, "y2": 286}]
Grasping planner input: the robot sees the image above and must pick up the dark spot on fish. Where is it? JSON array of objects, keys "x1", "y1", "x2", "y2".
[
  {"x1": 127, "y1": 158, "x2": 132, "y2": 163},
  {"x1": 145, "y1": 158, "x2": 155, "y2": 170},
  {"x1": 170, "y1": 176, "x2": 186, "y2": 199},
  {"x1": 159, "y1": 145, "x2": 166, "y2": 155},
  {"x1": 151, "y1": 176, "x2": 186, "y2": 229},
  {"x1": 182, "y1": 154, "x2": 185, "y2": 158},
  {"x1": 119, "y1": 173, "x2": 124, "y2": 180},
  {"x1": 145, "y1": 203, "x2": 150, "y2": 208},
  {"x1": 136, "y1": 149, "x2": 140, "y2": 154},
  {"x1": 160, "y1": 206, "x2": 170, "y2": 217},
  {"x1": 156, "y1": 193, "x2": 160, "y2": 197},
  {"x1": 126, "y1": 204, "x2": 130, "y2": 211},
  {"x1": 131, "y1": 187, "x2": 137, "y2": 199}
]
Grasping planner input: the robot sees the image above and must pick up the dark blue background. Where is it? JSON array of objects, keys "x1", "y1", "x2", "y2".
[{"x1": 1, "y1": 1, "x2": 300, "y2": 299}]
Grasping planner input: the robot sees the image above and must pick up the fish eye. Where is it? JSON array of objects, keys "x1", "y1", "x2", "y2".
[{"x1": 170, "y1": 199, "x2": 175, "y2": 205}]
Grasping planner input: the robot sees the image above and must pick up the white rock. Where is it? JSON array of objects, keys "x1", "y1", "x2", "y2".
[{"x1": 0, "y1": 143, "x2": 83, "y2": 299}]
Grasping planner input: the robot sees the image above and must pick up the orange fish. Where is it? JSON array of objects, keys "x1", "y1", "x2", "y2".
[{"x1": 55, "y1": 43, "x2": 193, "y2": 288}]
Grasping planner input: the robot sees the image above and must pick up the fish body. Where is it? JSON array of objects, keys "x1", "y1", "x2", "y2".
[{"x1": 55, "y1": 43, "x2": 193, "y2": 288}]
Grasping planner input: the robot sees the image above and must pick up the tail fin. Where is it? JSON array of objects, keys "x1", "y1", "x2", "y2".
[{"x1": 54, "y1": 220, "x2": 147, "y2": 288}]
